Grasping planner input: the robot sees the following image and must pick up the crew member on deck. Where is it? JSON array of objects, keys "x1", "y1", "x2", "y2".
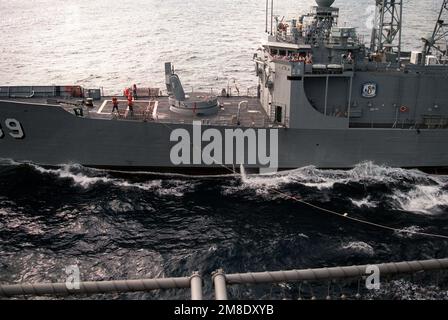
[
  {"x1": 127, "y1": 94, "x2": 134, "y2": 117},
  {"x1": 133, "y1": 84, "x2": 138, "y2": 100},
  {"x1": 112, "y1": 97, "x2": 119, "y2": 114},
  {"x1": 305, "y1": 52, "x2": 313, "y2": 64},
  {"x1": 347, "y1": 51, "x2": 354, "y2": 64}
]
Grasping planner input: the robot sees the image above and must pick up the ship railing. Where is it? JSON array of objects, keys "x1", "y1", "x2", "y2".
[
  {"x1": 0, "y1": 86, "x2": 85, "y2": 99},
  {"x1": 274, "y1": 33, "x2": 298, "y2": 44},
  {"x1": 190, "y1": 86, "x2": 259, "y2": 98},
  {"x1": 212, "y1": 258, "x2": 448, "y2": 300},
  {"x1": 1, "y1": 258, "x2": 447, "y2": 300},
  {"x1": 350, "y1": 119, "x2": 448, "y2": 130},
  {"x1": 0, "y1": 272, "x2": 203, "y2": 300}
]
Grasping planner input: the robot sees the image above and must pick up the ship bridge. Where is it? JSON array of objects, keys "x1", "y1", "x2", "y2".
[{"x1": 261, "y1": 0, "x2": 364, "y2": 67}]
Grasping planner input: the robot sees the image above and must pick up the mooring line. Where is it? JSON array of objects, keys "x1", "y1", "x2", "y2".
[{"x1": 270, "y1": 189, "x2": 448, "y2": 240}]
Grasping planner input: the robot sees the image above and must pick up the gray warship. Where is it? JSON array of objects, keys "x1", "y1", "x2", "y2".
[{"x1": 1, "y1": 0, "x2": 448, "y2": 173}]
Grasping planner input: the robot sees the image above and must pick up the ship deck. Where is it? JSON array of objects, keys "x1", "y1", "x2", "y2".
[{"x1": 4, "y1": 95, "x2": 273, "y2": 128}]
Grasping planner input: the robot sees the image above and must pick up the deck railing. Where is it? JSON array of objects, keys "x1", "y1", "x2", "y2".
[
  {"x1": 1, "y1": 258, "x2": 447, "y2": 300},
  {"x1": 212, "y1": 258, "x2": 448, "y2": 300}
]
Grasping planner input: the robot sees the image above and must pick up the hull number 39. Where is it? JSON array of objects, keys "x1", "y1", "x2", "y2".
[{"x1": 0, "y1": 119, "x2": 25, "y2": 139}]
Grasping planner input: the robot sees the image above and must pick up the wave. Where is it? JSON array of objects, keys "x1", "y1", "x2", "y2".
[
  {"x1": 240, "y1": 162, "x2": 445, "y2": 189},
  {"x1": 394, "y1": 226, "x2": 426, "y2": 239},
  {"x1": 350, "y1": 197, "x2": 378, "y2": 209},
  {"x1": 0, "y1": 160, "x2": 188, "y2": 197},
  {"x1": 340, "y1": 241, "x2": 375, "y2": 256},
  {"x1": 232, "y1": 162, "x2": 448, "y2": 214},
  {"x1": 0, "y1": 158, "x2": 240, "y2": 180},
  {"x1": 2, "y1": 160, "x2": 448, "y2": 214},
  {"x1": 31, "y1": 163, "x2": 123, "y2": 189},
  {"x1": 391, "y1": 185, "x2": 448, "y2": 215}
]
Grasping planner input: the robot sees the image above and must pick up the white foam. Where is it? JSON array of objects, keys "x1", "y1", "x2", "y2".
[
  {"x1": 113, "y1": 180, "x2": 162, "y2": 191},
  {"x1": 6, "y1": 160, "x2": 448, "y2": 208},
  {"x1": 341, "y1": 241, "x2": 375, "y2": 256},
  {"x1": 240, "y1": 164, "x2": 248, "y2": 181},
  {"x1": 229, "y1": 162, "x2": 448, "y2": 215},
  {"x1": 391, "y1": 185, "x2": 448, "y2": 214},
  {"x1": 156, "y1": 181, "x2": 191, "y2": 197},
  {"x1": 31, "y1": 163, "x2": 114, "y2": 188},
  {"x1": 26, "y1": 163, "x2": 192, "y2": 196},
  {"x1": 394, "y1": 226, "x2": 425, "y2": 238},
  {"x1": 0, "y1": 158, "x2": 22, "y2": 166},
  {"x1": 237, "y1": 161, "x2": 428, "y2": 192},
  {"x1": 350, "y1": 197, "x2": 378, "y2": 208}
]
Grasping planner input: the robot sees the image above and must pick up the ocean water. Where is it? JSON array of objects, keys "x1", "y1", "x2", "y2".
[
  {"x1": 1, "y1": 161, "x2": 448, "y2": 299},
  {"x1": 0, "y1": 0, "x2": 444, "y2": 94},
  {"x1": 1, "y1": 0, "x2": 448, "y2": 300}
]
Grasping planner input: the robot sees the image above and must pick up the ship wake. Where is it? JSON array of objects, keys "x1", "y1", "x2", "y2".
[
  {"x1": 2, "y1": 159, "x2": 448, "y2": 214},
  {"x1": 0, "y1": 159, "x2": 190, "y2": 197},
  {"x1": 228, "y1": 162, "x2": 448, "y2": 215}
]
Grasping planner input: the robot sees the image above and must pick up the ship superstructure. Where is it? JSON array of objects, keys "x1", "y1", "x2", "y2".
[{"x1": 255, "y1": 0, "x2": 448, "y2": 131}]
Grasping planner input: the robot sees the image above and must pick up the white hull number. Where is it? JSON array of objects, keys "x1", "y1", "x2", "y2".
[{"x1": 0, "y1": 119, "x2": 25, "y2": 139}]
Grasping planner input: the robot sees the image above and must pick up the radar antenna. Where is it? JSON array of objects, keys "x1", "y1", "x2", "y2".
[
  {"x1": 422, "y1": 0, "x2": 448, "y2": 64},
  {"x1": 370, "y1": 0, "x2": 403, "y2": 62}
]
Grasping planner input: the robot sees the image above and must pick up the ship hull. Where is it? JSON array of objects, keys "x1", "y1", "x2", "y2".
[{"x1": 1, "y1": 100, "x2": 448, "y2": 172}]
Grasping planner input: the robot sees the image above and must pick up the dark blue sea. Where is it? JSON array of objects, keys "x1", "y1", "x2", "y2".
[{"x1": 1, "y1": 161, "x2": 448, "y2": 299}]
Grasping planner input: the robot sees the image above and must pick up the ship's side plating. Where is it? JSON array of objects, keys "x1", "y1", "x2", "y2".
[{"x1": 1, "y1": 99, "x2": 447, "y2": 171}]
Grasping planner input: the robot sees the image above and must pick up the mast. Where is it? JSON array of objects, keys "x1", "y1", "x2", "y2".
[
  {"x1": 370, "y1": 0, "x2": 403, "y2": 62},
  {"x1": 422, "y1": 0, "x2": 448, "y2": 64},
  {"x1": 265, "y1": 0, "x2": 269, "y2": 33}
]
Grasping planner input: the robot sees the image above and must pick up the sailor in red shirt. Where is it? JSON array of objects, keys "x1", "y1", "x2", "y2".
[
  {"x1": 127, "y1": 94, "x2": 134, "y2": 117},
  {"x1": 112, "y1": 96, "x2": 119, "y2": 114}
]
